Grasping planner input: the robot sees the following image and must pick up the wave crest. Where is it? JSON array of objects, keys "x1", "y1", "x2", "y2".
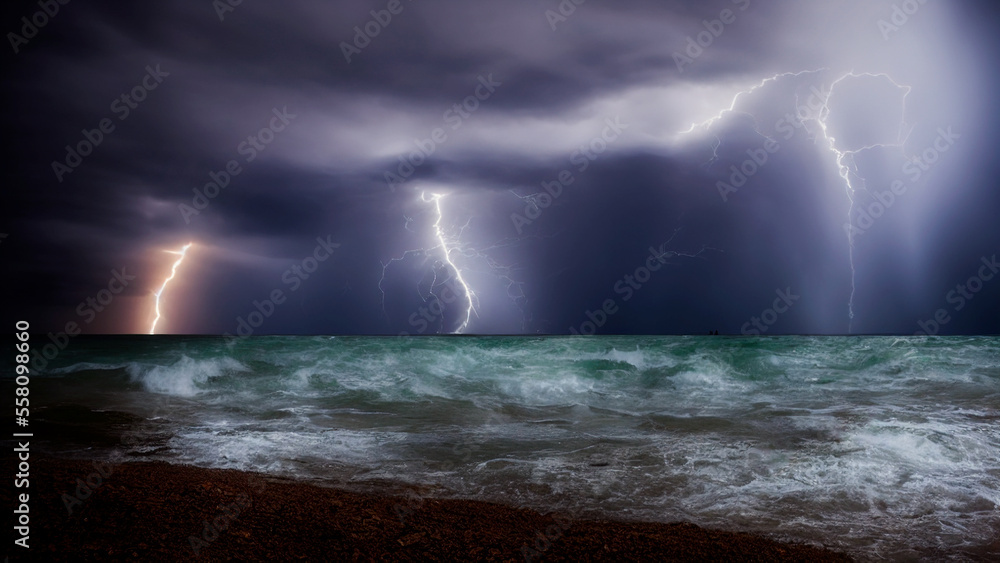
[{"x1": 127, "y1": 355, "x2": 248, "y2": 396}]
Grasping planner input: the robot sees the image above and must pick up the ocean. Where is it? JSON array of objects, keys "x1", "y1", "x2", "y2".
[{"x1": 19, "y1": 335, "x2": 1000, "y2": 560}]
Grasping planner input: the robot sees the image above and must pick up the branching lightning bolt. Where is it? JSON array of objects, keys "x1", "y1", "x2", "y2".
[
  {"x1": 678, "y1": 69, "x2": 829, "y2": 138},
  {"x1": 425, "y1": 192, "x2": 478, "y2": 333},
  {"x1": 150, "y1": 243, "x2": 193, "y2": 335},
  {"x1": 657, "y1": 225, "x2": 721, "y2": 263},
  {"x1": 378, "y1": 191, "x2": 478, "y2": 334},
  {"x1": 815, "y1": 72, "x2": 911, "y2": 332},
  {"x1": 679, "y1": 69, "x2": 911, "y2": 333},
  {"x1": 380, "y1": 190, "x2": 540, "y2": 334}
]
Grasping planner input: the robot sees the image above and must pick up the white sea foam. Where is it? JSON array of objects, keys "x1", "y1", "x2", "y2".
[
  {"x1": 52, "y1": 335, "x2": 1000, "y2": 559},
  {"x1": 127, "y1": 355, "x2": 248, "y2": 396}
]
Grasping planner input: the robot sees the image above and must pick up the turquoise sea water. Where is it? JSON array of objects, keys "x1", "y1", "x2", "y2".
[{"x1": 20, "y1": 335, "x2": 1000, "y2": 560}]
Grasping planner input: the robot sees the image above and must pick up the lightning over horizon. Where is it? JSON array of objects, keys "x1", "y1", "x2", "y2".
[
  {"x1": 378, "y1": 190, "x2": 478, "y2": 334},
  {"x1": 149, "y1": 242, "x2": 193, "y2": 335},
  {"x1": 678, "y1": 69, "x2": 912, "y2": 333},
  {"x1": 6, "y1": 0, "x2": 995, "y2": 338},
  {"x1": 425, "y1": 191, "x2": 478, "y2": 333},
  {"x1": 6, "y1": 3, "x2": 1000, "y2": 557},
  {"x1": 815, "y1": 72, "x2": 912, "y2": 332},
  {"x1": 378, "y1": 189, "x2": 541, "y2": 334}
]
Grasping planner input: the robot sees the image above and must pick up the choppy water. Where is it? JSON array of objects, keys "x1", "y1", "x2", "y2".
[{"x1": 17, "y1": 335, "x2": 1000, "y2": 560}]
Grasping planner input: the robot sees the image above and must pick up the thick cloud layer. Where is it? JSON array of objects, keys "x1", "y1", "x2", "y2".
[{"x1": 2, "y1": 0, "x2": 998, "y2": 335}]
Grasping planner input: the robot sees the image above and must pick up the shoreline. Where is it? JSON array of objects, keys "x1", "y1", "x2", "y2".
[{"x1": 5, "y1": 456, "x2": 853, "y2": 561}]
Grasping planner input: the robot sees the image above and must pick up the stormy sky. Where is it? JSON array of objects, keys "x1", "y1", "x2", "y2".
[{"x1": 2, "y1": 0, "x2": 999, "y2": 336}]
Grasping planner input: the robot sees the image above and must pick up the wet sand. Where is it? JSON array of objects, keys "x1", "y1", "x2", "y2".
[{"x1": 5, "y1": 456, "x2": 853, "y2": 561}]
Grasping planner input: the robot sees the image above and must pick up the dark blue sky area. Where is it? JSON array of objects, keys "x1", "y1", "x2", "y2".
[{"x1": 2, "y1": 0, "x2": 998, "y2": 335}]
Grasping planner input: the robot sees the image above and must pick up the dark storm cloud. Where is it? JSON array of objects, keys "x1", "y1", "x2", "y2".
[{"x1": 1, "y1": 0, "x2": 998, "y2": 335}]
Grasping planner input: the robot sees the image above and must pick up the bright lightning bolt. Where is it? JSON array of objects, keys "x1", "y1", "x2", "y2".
[
  {"x1": 677, "y1": 69, "x2": 828, "y2": 139},
  {"x1": 814, "y1": 72, "x2": 911, "y2": 333},
  {"x1": 149, "y1": 242, "x2": 193, "y2": 335},
  {"x1": 678, "y1": 69, "x2": 911, "y2": 333},
  {"x1": 378, "y1": 191, "x2": 478, "y2": 334},
  {"x1": 379, "y1": 189, "x2": 540, "y2": 334},
  {"x1": 425, "y1": 191, "x2": 478, "y2": 333}
]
